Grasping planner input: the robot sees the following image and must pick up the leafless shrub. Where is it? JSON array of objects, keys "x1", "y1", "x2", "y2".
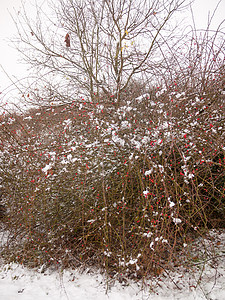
[{"x1": 0, "y1": 0, "x2": 224, "y2": 283}]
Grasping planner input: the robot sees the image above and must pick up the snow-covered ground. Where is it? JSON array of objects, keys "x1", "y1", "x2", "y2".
[{"x1": 1, "y1": 229, "x2": 225, "y2": 300}]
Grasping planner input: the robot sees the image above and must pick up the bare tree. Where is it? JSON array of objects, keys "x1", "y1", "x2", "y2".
[{"x1": 13, "y1": 0, "x2": 189, "y2": 104}]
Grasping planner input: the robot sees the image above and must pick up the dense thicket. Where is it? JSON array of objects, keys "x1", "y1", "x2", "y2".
[
  {"x1": 1, "y1": 70, "x2": 224, "y2": 278},
  {"x1": 0, "y1": 0, "x2": 224, "y2": 281}
]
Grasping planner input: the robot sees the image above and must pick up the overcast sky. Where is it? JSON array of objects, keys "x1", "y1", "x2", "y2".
[{"x1": 0, "y1": 0, "x2": 225, "y2": 105}]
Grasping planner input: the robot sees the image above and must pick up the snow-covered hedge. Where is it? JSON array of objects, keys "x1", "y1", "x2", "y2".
[{"x1": 0, "y1": 73, "x2": 224, "y2": 278}]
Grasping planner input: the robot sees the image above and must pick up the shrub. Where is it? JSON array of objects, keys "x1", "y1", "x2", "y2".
[{"x1": 0, "y1": 70, "x2": 224, "y2": 279}]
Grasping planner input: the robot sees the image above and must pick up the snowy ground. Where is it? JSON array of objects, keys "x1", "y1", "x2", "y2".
[{"x1": 1, "y1": 229, "x2": 225, "y2": 300}]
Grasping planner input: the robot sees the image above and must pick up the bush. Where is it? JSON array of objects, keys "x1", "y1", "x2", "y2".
[
  {"x1": 1, "y1": 5, "x2": 225, "y2": 278},
  {"x1": 0, "y1": 69, "x2": 224, "y2": 279}
]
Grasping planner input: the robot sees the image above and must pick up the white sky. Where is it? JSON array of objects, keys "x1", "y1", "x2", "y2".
[{"x1": 0, "y1": 0, "x2": 225, "y2": 104}]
